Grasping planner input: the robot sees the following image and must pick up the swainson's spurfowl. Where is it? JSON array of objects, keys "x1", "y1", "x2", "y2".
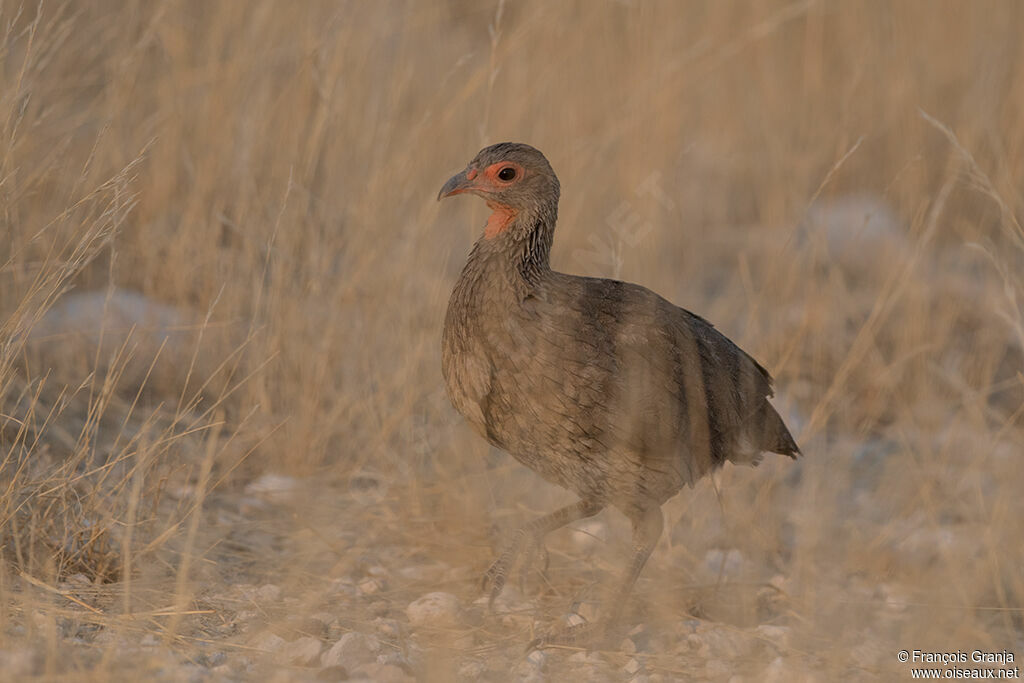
[{"x1": 438, "y1": 142, "x2": 800, "y2": 647}]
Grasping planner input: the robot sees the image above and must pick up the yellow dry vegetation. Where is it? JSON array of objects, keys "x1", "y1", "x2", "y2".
[{"x1": 0, "y1": 1, "x2": 1020, "y2": 680}]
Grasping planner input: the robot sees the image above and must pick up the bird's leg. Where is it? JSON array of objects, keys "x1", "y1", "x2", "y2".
[
  {"x1": 531, "y1": 506, "x2": 664, "y2": 650},
  {"x1": 483, "y1": 499, "x2": 603, "y2": 608}
]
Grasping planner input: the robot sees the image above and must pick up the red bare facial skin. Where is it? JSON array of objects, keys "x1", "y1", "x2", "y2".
[
  {"x1": 479, "y1": 161, "x2": 524, "y2": 239},
  {"x1": 482, "y1": 161, "x2": 524, "y2": 186},
  {"x1": 484, "y1": 200, "x2": 519, "y2": 239}
]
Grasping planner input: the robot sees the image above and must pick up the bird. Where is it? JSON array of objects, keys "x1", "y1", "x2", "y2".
[{"x1": 437, "y1": 142, "x2": 800, "y2": 647}]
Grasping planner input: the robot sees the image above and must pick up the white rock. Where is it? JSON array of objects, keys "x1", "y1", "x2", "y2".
[
  {"x1": 566, "y1": 612, "x2": 587, "y2": 627},
  {"x1": 249, "y1": 632, "x2": 286, "y2": 653},
  {"x1": 406, "y1": 592, "x2": 462, "y2": 629},
  {"x1": 376, "y1": 652, "x2": 409, "y2": 669},
  {"x1": 321, "y1": 632, "x2": 381, "y2": 668},
  {"x1": 623, "y1": 657, "x2": 643, "y2": 675},
  {"x1": 0, "y1": 650, "x2": 37, "y2": 678},
  {"x1": 373, "y1": 618, "x2": 401, "y2": 638},
  {"x1": 703, "y1": 548, "x2": 746, "y2": 576},
  {"x1": 802, "y1": 193, "x2": 907, "y2": 274},
  {"x1": 30, "y1": 289, "x2": 188, "y2": 348},
  {"x1": 280, "y1": 636, "x2": 323, "y2": 665},
  {"x1": 27, "y1": 288, "x2": 203, "y2": 388},
  {"x1": 525, "y1": 649, "x2": 547, "y2": 670},
  {"x1": 458, "y1": 660, "x2": 487, "y2": 680},
  {"x1": 255, "y1": 584, "x2": 283, "y2": 603},
  {"x1": 755, "y1": 624, "x2": 790, "y2": 647},
  {"x1": 244, "y1": 474, "x2": 300, "y2": 502},
  {"x1": 705, "y1": 659, "x2": 733, "y2": 680},
  {"x1": 760, "y1": 656, "x2": 788, "y2": 683},
  {"x1": 353, "y1": 663, "x2": 413, "y2": 683}
]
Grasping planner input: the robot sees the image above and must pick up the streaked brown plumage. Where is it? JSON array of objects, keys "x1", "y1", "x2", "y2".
[{"x1": 438, "y1": 142, "x2": 799, "y2": 646}]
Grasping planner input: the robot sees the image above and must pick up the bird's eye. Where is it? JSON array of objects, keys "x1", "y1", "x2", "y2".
[{"x1": 497, "y1": 167, "x2": 517, "y2": 181}]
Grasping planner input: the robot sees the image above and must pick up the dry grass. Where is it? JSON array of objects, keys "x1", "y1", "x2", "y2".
[{"x1": 0, "y1": 0, "x2": 1021, "y2": 680}]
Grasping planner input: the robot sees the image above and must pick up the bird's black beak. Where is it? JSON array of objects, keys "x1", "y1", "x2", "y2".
[{"x1": 437, "y1": 167, "x2": 479, "y2": 201}]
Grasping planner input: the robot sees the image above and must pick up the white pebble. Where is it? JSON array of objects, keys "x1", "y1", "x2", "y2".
[
  {"x1": 249, "y1": 632, "x2": 285, "y2": 653},
  {"x1": 321, "y1": 632, "x2": 381, "y2": 668},
  {"x1": 406, "y1": 592, "x2": 462, "y2": 629},
  {"x1": 255, "y1": 584, "x2": 282, "y2": 603},
  {"x1": 279, "y1": 636, "x2": 323, "y2": 666}
]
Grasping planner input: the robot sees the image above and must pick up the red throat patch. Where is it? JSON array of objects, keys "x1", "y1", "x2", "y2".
[{"x1": 484, "y1": 201, "x2": 518, "y2": 239}]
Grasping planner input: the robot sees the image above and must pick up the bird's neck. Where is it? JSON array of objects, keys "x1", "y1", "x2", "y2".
[
  {"x1": 511, "y1": 212, "x2": 555, "y2": 284},
  {"x1": 454, "y1": 200, "x2": 558, "y2": 307},
  {"x1": 490, "y1": 202, "x2": 557, "y2": 284}
]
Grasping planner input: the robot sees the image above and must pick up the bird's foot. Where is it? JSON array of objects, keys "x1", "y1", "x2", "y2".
[
  {"x1": 481, "y1": 531, "x2": 546, "y2": 608},
  {"x1": 527, "y1": 617, "x2": 621, "y2": 652}
]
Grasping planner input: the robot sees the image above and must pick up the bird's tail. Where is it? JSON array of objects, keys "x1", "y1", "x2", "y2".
[{"x1": 760, "y1": 403, "x2": 801, "y2": 458}]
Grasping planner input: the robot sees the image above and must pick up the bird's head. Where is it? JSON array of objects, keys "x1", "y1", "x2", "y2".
[{"x1": 438, "y1": 142, "x2": 560, "y2": 239}]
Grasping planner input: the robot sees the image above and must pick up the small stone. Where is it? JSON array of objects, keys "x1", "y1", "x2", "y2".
[
  {"x1": 373, "y1": 618, "x2": 401, "y2": 639},
  {"x1": 566, "y1": 612, "x2": 587, "y2": 627},
  {"x1": 280, "y1": 636, "x2": 323, "y2": 666},
  {"x1": 244, "y1": 473, "x2": 300, "y2": 501},
  {"x1": 286, "y1": 614, "x2": 328, "y2": 638},
  {"x1": 255, "y1": 584, "x2": 283, "y2": 603},
  {"x1": 514, "y1": 657, "x2": 546, "y2": 681},
  {"x1": 312, "y1": 612, "x2": 338, "y2": 628},
  {"x1": 321, "y1": 632, "x2": 381, "y2": 668},
  {"x1": 705, "y1": 659, "x2": 732, "y2": 680},
  {"x1": 623, "y1": 657, "x2": 643, "y2": 675},
  {"x1": 517, "y1": 673, "x2": 546, "y2": 683},
  {"x1": 234, "y1": 609, "x2": 258, "y2": 623},
  {"x1": 574, "y1": 600, "x2": 601, "y2": 623},
  {"x1": 397, "y1": 561, "x2": 450, "y2": 582},
  {"x1": 328, "y1": 578, "x2": 357, "y2": 598},
  {"x1": 353, "y1": 662, "x2": 413, "y2": 683},
  {"x1": 359, "y1": 577, "x2": 385, "y2": 595},
  {"x1": 526, "y1": 649, "x2": 547, "y2": 670},
  {"x1": 628, "y1": 623, "x2": 650, "y2": 651},
  {"x1": 704, "y1": 548, "x2": 745, "y2": 576},
  {"x1": 755, "y1": 624, "x2": 790, "y2": 647},
  {"x1": 201, "y1": 651, "x2": 227, "y2": 668},
  {"x1": 406, "y1": 592, "x2": 463, "y2": 629},
  {"x1": 66, "y1": 573, "x2": 93, "y2": 587},
  {"x1": 376, "y1": 651, "x2": 409, "y2": 669},
  {"x1": 0, "y1": 650, "x2": 37, "y2": 677},
  {"x1": 761, "y1": 656, "x2": 788, "y2": 683},
  {"x1": 367, "y1": 599, "x2": 391, "y2": 617},
  {"x1": 249, "y1": 632, "x2": 286, "y2": 653},
  {"x1": 698, "y1": 625, "x2": 757, "y2": 659},
  {"x1": 458, "y1": 659, "x2": 487, "y2": 680},
  {"x1": 687, "y1": 633, "x2": 710, "y2": 658},
  {"x1": 317, "y1": 665, "x2": 349, "y2": 681},
  {"x1": 567, "y1": 651, "x2": 604, "y2": 665}
]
